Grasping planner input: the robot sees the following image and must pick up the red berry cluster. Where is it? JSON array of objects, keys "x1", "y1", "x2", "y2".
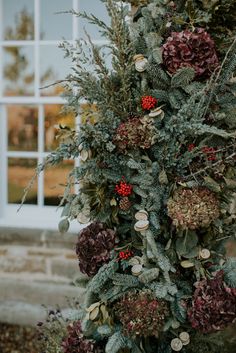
[
  {"x1": 118, "y1": 249, "x2": 133, "y2": 260},
  {"x1": 115, "y1": 178, "x2": 133, "y2": 197},
  {"x1": 141, "y1": 96, "x2": 158, "y2": 111},
  {"x1": 202, "y1": 146, "x2": 217, "y2": 161},
  {"x1": 188, "y1": 143, "x2": 195, "y2": 152}
]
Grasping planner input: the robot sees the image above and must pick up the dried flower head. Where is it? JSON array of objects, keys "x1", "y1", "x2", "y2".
[
  {"x1": 61, "y1": 321, "x2": 103, "y2": 353},
  {"x1": 162, "y1": 28, "x2": 219, "y2": 78},
  {"x1": 76, "y1": 222, "x2": 116, "y2": 277},
  {"x1": 113, "y1": 117, "x2": 156, "y2": 152},
  {"x1": 114, "y1": 291, "x2": 169, "y2": 337},
  {"x1": 167, "y1": 187, "x2": 220, "y2": 229},
  {"x1": 188, "y1": 271, "x2": 236, "y2": 333}
]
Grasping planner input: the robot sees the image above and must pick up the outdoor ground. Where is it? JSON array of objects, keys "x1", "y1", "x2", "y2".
[{"x1": 0, "y1": 323, "x2": 40, "y2": 353}]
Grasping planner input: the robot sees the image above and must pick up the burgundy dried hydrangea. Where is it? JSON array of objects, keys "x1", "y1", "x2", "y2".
[
  {"x1": 188, "y1": 271, "x2": 236, "y2": 333},
  {"x1": 114, "y1": 291, "x2": 169, "y2": 337},
  {"x1": 167, "y1": 187, "x2": 220, "y2": 229},
  {"x1": 76, "y1": 222, "x2": 116, "y2": 277},
  {"x1": 113, "y1": 117, "x2": 156, "y2": 152},
  {"x1": 61, "y1": 321, "x2": 103, "y2": 353},
  {"x1": 162, "y1": 28, "x2": 219, "y2": 78}
]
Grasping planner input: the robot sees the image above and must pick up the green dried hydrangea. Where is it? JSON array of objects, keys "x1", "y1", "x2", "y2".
[{"x1": 167, "y1": 187, "x2": 220, "y2": 229}]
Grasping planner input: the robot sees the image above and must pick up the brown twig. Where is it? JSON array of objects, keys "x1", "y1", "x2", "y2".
[{"x1": 185, "y1": 151, "x2": 236, "y2": 180}]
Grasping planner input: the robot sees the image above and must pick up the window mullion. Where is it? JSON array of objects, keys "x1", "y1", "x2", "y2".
[
  {"x1": 38, "y1": 104, "x2": 45, "y2": 207},
  {"x1": 34, "y1": 0, "x2": 40, "y2": 98},
  {"x1": 0, "y1": 106, "x2": 8, "y2": 217}
]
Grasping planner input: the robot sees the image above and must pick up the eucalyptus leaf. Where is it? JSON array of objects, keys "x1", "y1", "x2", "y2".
[
  {"x1": 152, "y1": 48, "x2": 163, "y2": 64},
  {"x1": 58, "y1": 218, "x2": 70, "y2": 233},
  {"x1": 176, "y1": 231, "x2": 198, "y2": 257}
]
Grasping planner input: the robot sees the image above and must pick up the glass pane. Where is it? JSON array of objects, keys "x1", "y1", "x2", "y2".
[
  {"x1": 40, "y1": 46, "x2": 70, "y2": 96},
  {"x1": 44, "y1": 104, "x2": 75, "y2": 151},
  {"x1": 44, "y1": 160, "x2": 74, "y2": 206},
  {"x1": 40, "y1": 0, "x2": 72, "y2": 40},
  {"x1": 3, "y1": 46, "x2": 34, "y2": 96},
  {"x1": 8, "y1": 105, "x2": 38, "y2": 151},
  {"x1": 8, "y1": 158, "x2": 38, "y2": 204},
  {"x1": 79, "y1": 0, "x2": 109, "y2": 40},
  {"x1": 3, "y1": 0, "x2": 34, "y2": 40}
]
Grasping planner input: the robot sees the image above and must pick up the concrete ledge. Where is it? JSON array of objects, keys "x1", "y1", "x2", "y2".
[
  {"x1": 0, "y1": 278, "x2": 85, "y2": 308},
  {"x1": 0, "y1": 301, "x2": 80, "y2": 326}
]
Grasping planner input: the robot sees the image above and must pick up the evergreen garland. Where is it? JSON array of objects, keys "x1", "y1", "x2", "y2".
[{"x1": 38, "y1": 1, "x2": 236, "y2": 352}]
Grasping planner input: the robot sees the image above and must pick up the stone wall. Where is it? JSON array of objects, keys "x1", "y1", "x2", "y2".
[{"x1": 0, "y1": 227, "x2": 86, "y2": 326}]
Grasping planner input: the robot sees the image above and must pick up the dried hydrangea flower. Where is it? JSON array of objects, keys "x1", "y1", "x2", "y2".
[
  {"x1": 76, "y1": 222, "x2": 116, "y2": 277},
  {"x1": 114, "y1": 291, "x2": 169, "y2": 337},
  {"x1": 162, "y1": 28, "x2": 219, "y2": 78},
  {"x1": 167, "y1": 187, "x2": 220, "y2": 229},
  {"x1": 188, "y1": 271, "x2": 236, "y2": 333}
]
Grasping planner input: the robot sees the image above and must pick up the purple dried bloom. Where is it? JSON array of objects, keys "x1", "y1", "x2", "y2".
[
  {"x1": 61, "y1": 321, "x2": 103, "y2": 353},
  {"x1": 162, "y1": 28, "x2": 219, "y2": 78},
  {"x1": 188, "y1": 271, "x2": 236, "y2": 333},
  {"x1": 76, "y1": 222, "x2": 116, "y2": 277}
]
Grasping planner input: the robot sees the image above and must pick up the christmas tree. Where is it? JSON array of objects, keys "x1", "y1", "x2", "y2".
[{"x1": 38, "y1": 1, "x2": 236, "y2": 352}]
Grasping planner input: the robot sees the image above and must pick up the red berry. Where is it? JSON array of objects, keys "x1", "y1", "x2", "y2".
[
  {"x1": 188, "y1": 144, "x2": 195, "y2": 152},
  {"x1": 115, "y1": 179, "x2": 133, "y2": 197},
  {"x1": 141, "y1": 96, "x2": 158, "y2": 111}
]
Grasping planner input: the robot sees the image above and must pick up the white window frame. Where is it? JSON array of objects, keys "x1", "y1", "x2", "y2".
[{"x1": 0, "y1": 0, "x2": 107, "y2": 231}]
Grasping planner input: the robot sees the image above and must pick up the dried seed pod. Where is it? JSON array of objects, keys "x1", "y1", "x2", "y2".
[
  {"x1": 133, "y1": 54, "x2": 148, "y2": 72},
  {"x1": 119, "y1": 197, "x2": 132, "y2": 211},
  {"x1": 77, "y1": 212, "x2": 90, "y2": 224},
  {"x1": 181, "y1": 260, "x2": 194, "y2": 268},
  {"x1": 89, "y1": 307, "x2": 100, "y2": 321},
  {"x1": 129, "y1": 256, "x2": 143, "y2": 266},
  {"x1": 171, "y1": 338, "x2": 183, "y2": 351},
  {"x1": 138, "y1": 268, "x2": 160, "y2": 284},
  {"x1": 199, "y1": 248, "x2": 211, "y2": 260},
  {"x1": 131, "y1": 264, "x2": 143, "y2": 276},
  {"x1": 179, "y1": 332, "x2": 190, "y2": 343},
  {"x1": 134, "y1": 220, "x2": 149, "y2": 232},
  {"x1": 135, "y1": 210, "x2": 148, "y2": 221},
  {"x1": 80, "y1": 149, "x2": 92, "y2": 162}
]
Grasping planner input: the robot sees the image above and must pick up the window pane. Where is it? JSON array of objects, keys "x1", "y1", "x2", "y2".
[
  {"x1": 40, "y1": 0, "x2": 73, "y2": 40},
  {"x1": 7, "y1": 105, "x2": 38, "y2": 151},
  {"x1": 44, "y1": 104, "x2": 75, "y2": 152},
  {"x1": 40, "y1": 46, "x2": 70, "y2": 96},
  {"x1": 79, "y1": 0, "x2": 109, "y2": 40},
  {"x1": 44, "y1": 160, "x2": 74, "y2": 206},
  {"x1": 8, "y1": 158, "x2": 38, "y2": 204},
  {"x1": 3, "y1": 0, "x2": 34, "y2": 40},
  {"x1": 3, "y1": 46, "x2": 34, "y2": 96}
]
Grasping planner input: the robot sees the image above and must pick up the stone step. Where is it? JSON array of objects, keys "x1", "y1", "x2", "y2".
[
  {"x1": 0, "y1": 278, "x2": 85, "y2": 309},
  {"x1": 0, "y1": 227, "x2": 77, "y2": 249},
  {"x1": 0, "y1": 300, "x2": 79, "y2": 326}
]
